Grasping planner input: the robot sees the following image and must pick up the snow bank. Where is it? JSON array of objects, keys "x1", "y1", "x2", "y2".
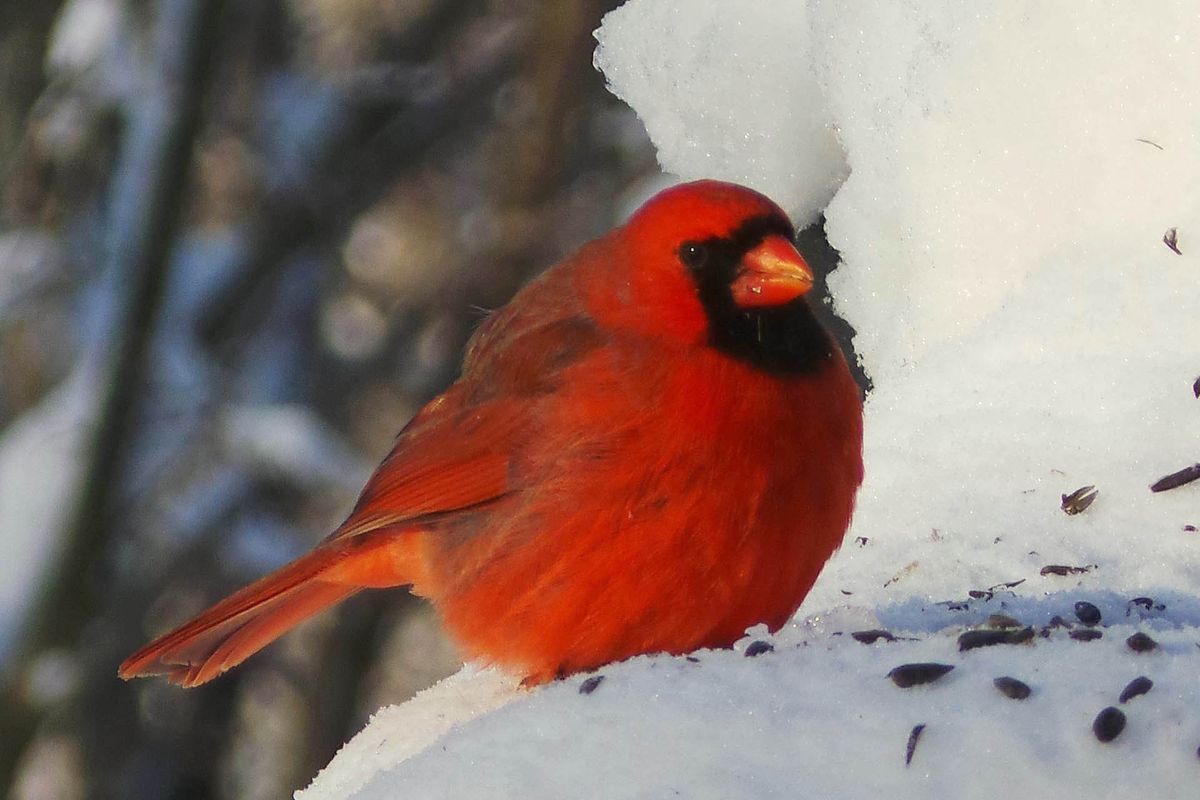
[
  {"x1": 593, "y1": 0, "x2": 847, "y2": 228},
  {"x1": 311, "y1": 612, "x2": 1200, "y2": 799},
  {"x1": 298, "y1": 667, "x2": 522, "y2": 800},
  {"x1": 303, "y1": 3, "x2": 1200, "y2": 797},
  {"x1": 798, "y1": 0, "x2": 1200, "y2": 612}
]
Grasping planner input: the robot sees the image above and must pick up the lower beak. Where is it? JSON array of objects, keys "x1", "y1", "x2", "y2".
[{"x1": 729, "y1": 235, "x2": 814, "y2": 308}]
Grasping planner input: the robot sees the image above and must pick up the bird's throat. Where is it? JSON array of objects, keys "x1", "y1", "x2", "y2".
[{"x1": 706, "y1": 299, "x2": 835, "y2": 375}]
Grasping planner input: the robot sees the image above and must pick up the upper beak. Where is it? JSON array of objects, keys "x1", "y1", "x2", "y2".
[{"x1": 729, "y1": 235, "x2": 814, "y2": 308}]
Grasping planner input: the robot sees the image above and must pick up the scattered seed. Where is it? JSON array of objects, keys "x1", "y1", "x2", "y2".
[
  {"x1": 1163, "y1": 227, "x2": 1182, "y2": 255},
  {"x1": 905, "y1": 724, "x2": 926, "y2": 766},
  {"x1": 684, "y1": 656, "x2": 700, "y2": 663},
  {"x1": 1061, "y1": 485, "x2": 1099, "y2": 515},
  {"x1": 1074, "y1": 601, "x2": 1102, "y2": 626},
  {"x1": 1119, "y1": 676, "x2": 1153, "y2": 703},
  {"x1": 1193, "y1": 376, "x2": 1200, "y2": 399},
  {"x1": 1048, "y1": 615, "x2": 1072, "y2": 629},
  {"x1": 959, "y1": 627, "x2": 1034, "y2": 651},
  {"x1": 744, "y1": 640, "x2": 774, "y2": 658},
  {"x1": 1070, "y1": 629, "x2": 1103, "y2": 642},
  {"x1": 994, "y1": 676, "x2": 1032, "y2": 700},
  {"x1": 989, "y1": 578, "x2": 1026, "y2": 591},
  {"x1": 1126, "y1": 632, "x2": 1157, "y2": 653},
  {"x1": 987, "y1": 614, "x2": 1021, "y2": 629},
  {"x1": 888, "y1": 662, "x2": 955, "y2": 688},
  {"x1": 1127, "y1": 597, "x2": 1165, "y2": 617},
  {"x1": 855, "y1": 536, "x2": 870, "y2": 547},
  {"x1": 1185, "y1": 525, "x2": 1198, "y2": 533},
  {"x1": 1150, "y1": 463, "x2": 1200, "y2": 493},
  {"x1": 1093, "y1": 707, "x2": 1127, "y2": 743},
  {"x1": 1041, "y1": 564, "x2": 1094, "y2": 577},
  {"x1": 884, "y1": 560, "x2": 920, "y2": 588},
  {"x1": 851, "y1": 629, "x2": 896, "y2": 644},
  {"x1": 578, "y1": 675, "x2": 605, "y2": 695}
]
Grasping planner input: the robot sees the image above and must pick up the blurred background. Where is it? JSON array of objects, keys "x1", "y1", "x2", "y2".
[
  {"x1": 0, "y1": 0, "x2": 656, "y2": 797},
  {"x1": 0, "y1": 1, "x2": 855, "y2": 797}
]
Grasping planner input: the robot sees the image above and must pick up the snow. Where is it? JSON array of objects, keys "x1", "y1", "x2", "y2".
[
  {"x1": 313, "y1": 2, "x2": 1200, "y2": 796},
  {"x1": 592, "y1": 0, "x2": 847, "y2": 229},
  {"x1": 296, "y1": 667, "x2": 522, "y2": 800},
  {"x1": 309, "y1": 616, "x2": 1200, "y2": 799}
]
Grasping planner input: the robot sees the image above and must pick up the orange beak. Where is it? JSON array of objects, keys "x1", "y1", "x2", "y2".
[{"x1": 729, "y1": 235, "x2": 814, "y2": 308}]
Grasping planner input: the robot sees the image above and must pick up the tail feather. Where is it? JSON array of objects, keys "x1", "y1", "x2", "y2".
[
  {"x1": 173, "y1": 582, "x2": 358, "y2": 687},
  {"x1": 120, "y1": 529, "x2": 424, "y2": 686}
]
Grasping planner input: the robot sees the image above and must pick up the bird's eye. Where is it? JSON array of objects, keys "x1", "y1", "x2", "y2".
[{"x1": 679, "y1": 241, "x2": 709, "y2": 270}]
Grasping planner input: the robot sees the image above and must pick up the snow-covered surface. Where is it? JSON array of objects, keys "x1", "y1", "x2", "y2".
[
  {"x1": 592, "y1": 0, "x2": 847, "y2": 229},
  {"x1": 297, "y1": 667, "x2": 522, "y2": 800},
  {"x1": 303, "y1": 2, "x2": 1200, "y2": 796},
  {"x1": 310, "y1": 612, "x2": 1199, "y2": 799}
]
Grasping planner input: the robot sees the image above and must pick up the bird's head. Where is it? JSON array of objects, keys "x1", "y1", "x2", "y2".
[{"x1": 599, "y1": 180, "x2": 829, "y2": 373}]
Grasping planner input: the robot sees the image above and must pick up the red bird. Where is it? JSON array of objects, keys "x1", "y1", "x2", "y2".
[{"x1": 120, "y1": 180, "x2": 863, "y2": 687}]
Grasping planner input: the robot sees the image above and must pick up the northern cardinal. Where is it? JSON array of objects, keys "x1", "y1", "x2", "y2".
[{"x1": 120, "y1": 180, "x2": 863, "y2": 687}]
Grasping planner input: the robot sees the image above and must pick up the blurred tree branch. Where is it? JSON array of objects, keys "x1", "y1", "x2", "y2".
[
  {"x1": 0, "y1": 0, "x2": 66, "y2": 211},
  {"x1": 196, "y1": 15, "x2": 526, "y2": 349},
  {"x1": 0, "y1": 0, "x2": 226, "y2": 792}
]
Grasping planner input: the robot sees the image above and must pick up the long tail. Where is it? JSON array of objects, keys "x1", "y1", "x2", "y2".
[{"x1": 119, "y1": 529, "x2": 424, "y2": 687}]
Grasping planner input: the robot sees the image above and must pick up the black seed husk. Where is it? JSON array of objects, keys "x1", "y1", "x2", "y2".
[
  {"x1": 1126, "y1": 632, "x2": 1157, "y2": 653},
  {"x1": 1150, "y1": 463, "x2": 1200, "y2": 492},
  {"x1": 993, "y1": 676, "x2": 1032, "y2": 700},
  {"x1": 958, "y1": 627, "x2": 1034, "y2": 651},
  {"x1": 1119, "y1": 676, "x2": 1153, "y2": 703},
  {"x1": 1041, "y1": 564, "x2": 1094, "y2": 576},
  {"x1": 1061, "y1": 485, "x2": 1098, "y2": 515},
  {"x1": 578, "y1": 675, "x2": 605, "y2": 695},
  {"x1": 888, "y1": 663, "x2": 955, "y2": 688},
  {"x1": 744, "y1": 640, "x2": 774, "y2": 658},
  {"x1": 1163, "y1": 227, "x2": 1182, "y2": 255},
  {"x1": 905, "y1": 724, "x2": 926, "y2": 766},
  {"x1": 1093, "y1": 707, "x2": 1126, "y2": 743},
  {"x1": 1074, "y1": 601, "x2": 1102, "y2": 626}
]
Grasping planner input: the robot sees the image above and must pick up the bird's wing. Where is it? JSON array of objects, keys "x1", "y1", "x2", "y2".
[
  {"x1": 118, "y1": 311, "x2": 611, "y2": 685},
  {"x1": 329, "y1": 312, "x2": 608, "y2": 541}
]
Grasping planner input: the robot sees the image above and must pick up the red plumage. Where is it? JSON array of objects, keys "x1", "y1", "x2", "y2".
[{"x1": 120, "y1": 180, "x2": 863, "y2": 687}]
